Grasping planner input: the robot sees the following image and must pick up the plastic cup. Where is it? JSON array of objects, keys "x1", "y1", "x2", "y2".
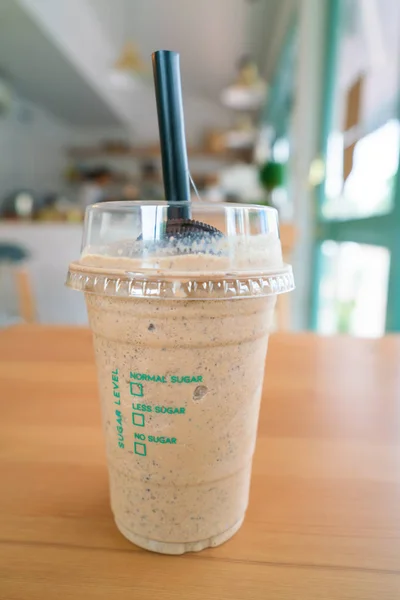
[{"x1": 67, "y1": 201, "x2": 294, "y2": 554}]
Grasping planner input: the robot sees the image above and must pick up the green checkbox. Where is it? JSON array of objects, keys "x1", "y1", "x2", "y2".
[
  {"x1": 132, "y1": 412, "x2": 145, "y2": 427},
  {"x1": 134, "y1": 442, "x2": 146, "y2": 456},
  {"x1": 130, "y1": 382, "x2": 144, "y2": 397}
]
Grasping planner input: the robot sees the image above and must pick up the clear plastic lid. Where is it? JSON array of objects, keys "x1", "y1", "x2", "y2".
[{"x1": 67, "y1": 201, "x2": 294, "y2": 300}]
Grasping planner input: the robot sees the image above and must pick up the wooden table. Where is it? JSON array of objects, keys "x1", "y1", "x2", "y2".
[{"x1": 1, "y1": 326, "x2": 400, "y2": 599}]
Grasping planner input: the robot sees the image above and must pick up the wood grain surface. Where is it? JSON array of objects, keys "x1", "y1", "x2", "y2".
[{"x1": 1, "y1": 325, "x2": 400, "y2": 599}]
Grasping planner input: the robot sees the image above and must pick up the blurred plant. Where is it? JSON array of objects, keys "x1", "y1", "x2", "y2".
[{"x1": 259, "y1": 161, "x2": 285, "y2": 192}]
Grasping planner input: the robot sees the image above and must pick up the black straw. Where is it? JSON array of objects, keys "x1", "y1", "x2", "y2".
[{"x1": 152, "y1": 50, "x2": 191, "y2": 220}]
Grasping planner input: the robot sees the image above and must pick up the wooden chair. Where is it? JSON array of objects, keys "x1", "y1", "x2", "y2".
[
  {"x1": 15, "y1": 269, "x2": 36, "y2": 323},
  {"x1": 0, "y1": 243, "x2": 36, "y2": 324}
]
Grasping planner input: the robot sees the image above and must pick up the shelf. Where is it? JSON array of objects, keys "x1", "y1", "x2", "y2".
[{"x1": 67, "y1": 146, "x2": 233, "y2": 160}]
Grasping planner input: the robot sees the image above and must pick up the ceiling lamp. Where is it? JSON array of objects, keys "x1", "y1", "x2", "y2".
[
  {"x1": 109, "y1": 41, "x2": 148, "y2": 88},
  {"x1": 221, "y1": 55, "x2": 267, "y2": 110}
]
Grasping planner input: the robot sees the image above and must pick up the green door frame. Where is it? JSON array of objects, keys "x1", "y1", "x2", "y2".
[
  {"x1": 310, "y1": 0, "x2": 400, "y2": 332},
  {"x1": 262, "y1": 14, "x2": 297, "y2": 141}
]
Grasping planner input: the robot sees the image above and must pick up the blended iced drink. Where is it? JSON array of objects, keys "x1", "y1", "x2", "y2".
[{"x1": 67, "y1": 201, "x2": 294, "y2": 554}]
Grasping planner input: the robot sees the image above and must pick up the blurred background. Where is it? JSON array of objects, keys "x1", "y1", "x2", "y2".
[{"x1": 0, "y1": 0, "x2": 399, "y2": 336}]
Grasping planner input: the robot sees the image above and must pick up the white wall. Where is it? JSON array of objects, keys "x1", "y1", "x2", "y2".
[
  {"x1": 0, "y1": 91, "x2": 131, "y2": 200},
  {"x1": 0, "y1": 93, "x2": 78, "y2": 197}
]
